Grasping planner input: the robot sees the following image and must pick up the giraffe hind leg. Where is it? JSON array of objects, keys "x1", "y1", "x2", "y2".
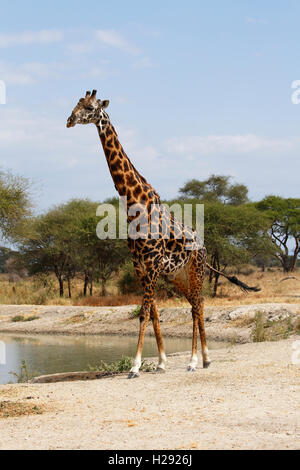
[{"x1": 170, "y1": 254, "x2": 210, "y2": 370}]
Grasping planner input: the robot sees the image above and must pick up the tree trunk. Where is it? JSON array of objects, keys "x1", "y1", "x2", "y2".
[
  {"x1": 289, "y1": 237, "x2": 299, "y2": 272},
  {"x1": 101, "y1": 279, "x2": 107, "y2": 296},
  {"x1": 213, "y1": 273, "x2": 220, "y2": 297},
  {"x1": 67, "y1": 277, "x2": 72, "y2": 298},
  {"x1": 212, "y1": 253, "x2": 220, "y2": 297},
  {"x1": 83, "y1": 274, "x2": 88, "y2": 297},
  {"x1": 281, "y1": 254, "x2": 291, "y2": 273},
  {"x1": 209, "y1": 255, "x2": 215, "y2": 284},
  {"x1": 59, "y1": 278, "x2": 64, "y2": 297},
  {"x1": 89, "y1": 280, "x2": 93, "y2": 296}
]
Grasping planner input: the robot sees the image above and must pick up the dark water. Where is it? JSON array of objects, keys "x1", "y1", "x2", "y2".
[{"x1": 0, "y1": 333, "x2": 225, "y2": 384}]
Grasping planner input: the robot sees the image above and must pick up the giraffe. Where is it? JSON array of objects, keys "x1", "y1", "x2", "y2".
[{"x1": 67, "y1": 90, "x2": 260, "y2": 378}]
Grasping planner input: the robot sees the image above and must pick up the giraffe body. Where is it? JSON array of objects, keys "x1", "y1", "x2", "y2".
[{"x1": 67, "y1": 91, "x2": 212, "y2": 377}]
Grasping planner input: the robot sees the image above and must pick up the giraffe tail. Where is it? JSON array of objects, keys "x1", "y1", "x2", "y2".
[{"x1": 206, "y1": 263, "x2": 261, "y2": 293}]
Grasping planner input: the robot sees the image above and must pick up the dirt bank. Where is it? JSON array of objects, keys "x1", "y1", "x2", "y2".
[
  {"x1": 0, "y1": 338, "x2": 299, "y2": 450},
  {"x1": 0, "y1": 303, "x2": 299, "y2": 343}
]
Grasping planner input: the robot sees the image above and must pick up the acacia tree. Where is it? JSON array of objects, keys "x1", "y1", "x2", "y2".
[
  {"x1": 68, "y1": 198, "x2": 130, "y2": 296},
  {"x1": 0, "y1": 170, "x2": 31, "y2": 241},
  {"x1": 19, "y1": 208, "x2": 74, "y2": 297},
  {"x1": 19, "y1": 198, "x2": 130, "y2": 298},
  {"x1": 179, "y1": 174, "x2": 249, "y2": 205},
  {"x1": 0, "y1": 247, "x2": 14, "y2": 273},
  {"x1": 256, "y1": 196, "x2": 300, "y2": 272},
  {"x1": 203, "y1": 202, "x2": 270, "y2": 295}
]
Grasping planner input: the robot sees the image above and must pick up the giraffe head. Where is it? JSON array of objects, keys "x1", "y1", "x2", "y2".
[{"x1": 66, "y1": 90, "x2": 110, "y2": 132}]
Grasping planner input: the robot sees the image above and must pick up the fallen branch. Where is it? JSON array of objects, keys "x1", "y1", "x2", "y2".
[
  {"x1": 280, "y1": 276, "x2": 298, "y2": 282},
  {"x1": 30, "y1": 370, "x2": 121, "y2": 384}
]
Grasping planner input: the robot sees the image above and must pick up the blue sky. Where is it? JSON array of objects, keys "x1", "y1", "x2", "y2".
[{"x1": 0, "y1": 0, "x2": 299, "y2": 211}]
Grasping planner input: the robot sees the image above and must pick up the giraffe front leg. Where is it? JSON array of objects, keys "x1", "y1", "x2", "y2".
[
  {"x1": 128, "y1": 293, "x2": 152, "y2": 379},
  {"x1": 187, "y1": 311, "x2": 199, "y2": 371},
  {"x1": 150, "y1": 302, "x2": 167, "y2": 373},
  {"x1": 128, "y1": 263, "x2": 160, "y2": 379}
]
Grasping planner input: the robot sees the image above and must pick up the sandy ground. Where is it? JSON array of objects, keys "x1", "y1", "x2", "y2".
[
  {"x1": 0, "y1": 338, "x2": 299, "y2": 450},
  {"x1": 0, "y1": 303, "x2": 299, "y2": 343}
]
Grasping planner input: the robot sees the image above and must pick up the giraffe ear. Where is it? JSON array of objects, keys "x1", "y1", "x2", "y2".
[{"x1": 102, "y1": 100, "x2": 110, "y2": 109}]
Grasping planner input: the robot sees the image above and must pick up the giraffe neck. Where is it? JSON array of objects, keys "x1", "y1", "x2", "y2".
[{"x1": 97, "y1": 123, "x2": 160, "y2": 211}]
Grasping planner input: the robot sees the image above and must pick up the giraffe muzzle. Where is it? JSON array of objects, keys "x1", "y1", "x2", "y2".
[{"x1": 66, "y1": 116, "x2": 76, "y2": 128}]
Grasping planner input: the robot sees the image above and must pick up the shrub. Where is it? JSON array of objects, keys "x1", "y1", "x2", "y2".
[
  {"x1": 89, "y1": 356, "x2": 155, "y2": 373},
  {"x1": 252, "y1": 311, "x2": 265, "y2": 342},
  {"x1": 9, "y1": 360, "x2": 35, "y2": 383},
  {"x1": 12, "y1": 315, "x2": 25, "y2": 322},
  {"x1": 24, "y1": 315, "x2": 39, "y2": 322},
  {"x1": 129, "y1": 305, "x2": 141, "y2": 318},
  {"x1": 11, "y1": 314, "x2": 39, "y2": 322},
  {"x1": 252, "y1": 312, "x2": 296, "y2": 342},
  {"x1": 118, "y1": 262, "x2": 142, "y2": 295}
]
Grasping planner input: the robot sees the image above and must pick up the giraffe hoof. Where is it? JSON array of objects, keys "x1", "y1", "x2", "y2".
[
  {"x1": 155, "y1": 367, "x2": 166, "y2": 374},
  {"x1": 187, "y1": 366, "x2": 196, "y2": 372},
  {"x1": 127, "y1": 372, "x2": 139, "y2": 379},
  {"x1": 203, "y1": 361, "x2": 211, "y2": 369}
]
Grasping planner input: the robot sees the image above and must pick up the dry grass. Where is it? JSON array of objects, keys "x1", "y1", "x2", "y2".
[
  {"x1": 74, "y1": 294, "x2": 143, "y2": 307},
  {"x1": 0, "y1": 268, "x2": 299, "y2": 308},
  {"x1": 65, "y1": 314, "x2": 88, "y2": 324},
  {"x1": 0, "y1": 401, "x2": 45, "y2": 419},
  {"x1": 251, "y1": 311, "x2": 296, "y2": 342},
  {"x1": 203, "y1": 268, "x2": 300, "y2": 307}
]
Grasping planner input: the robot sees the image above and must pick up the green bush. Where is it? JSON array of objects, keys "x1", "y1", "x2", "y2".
[
  {"x1": 9, "y1": 360, "x2": 35, "y2": 383},
  {"x1": 12, "y1": 315, "x2": 25, "y2": 322},
  {"x1": 11, "y1": 314, "x2": 39, "y2": 322},
  {"x1": 130, "y1": 305, "x2": 141, "y2": 318},
  {"x1": 89, "y1": 356, "x2": 155, "y2": 373},
  {"x1": 252, "y1": 312, "x2": 296, "y2": 342},
  {"x1": 118, "y1": 262, "x2": 143, "y2": 295}
]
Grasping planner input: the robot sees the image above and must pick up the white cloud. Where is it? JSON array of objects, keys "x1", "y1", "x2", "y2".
[
  {"x1": 134, "y1": 56, "x2": 156, "y2": 69},
  {"x1": 166, "y1": 134, "x2": 294, "y2": 155},
  {"x1": 1, "y1": 107, "x2": 300, "y2": 208},
  {"x1": 0, "y1": 107, "x2": 98, "y2": 162},
  {"x1": 0, "y1": 61, "x2": 66, "y2": 85},
  {"x1": 95, "y1": 29, "x2": 140, "y2": 55},
  {"x1": 65, "y1": 41, "x2": 93, "y2": 54},
  {"x1": 246, "y1": 17, "x2": 267, "y2": 25},
  {"x1": 0, "y1": 30, "x2": 63, "y2": 48},
  {"x1": 0, "y1": 59, "x2": 108, "y2": 86}
]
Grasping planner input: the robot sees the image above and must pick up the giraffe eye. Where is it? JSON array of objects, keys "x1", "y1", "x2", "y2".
[{"x1": 86, "y1": 106, "x2": 94, "y2": 111}]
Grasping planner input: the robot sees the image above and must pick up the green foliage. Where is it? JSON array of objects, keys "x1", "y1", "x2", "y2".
[
  {"x1": 0, "y1": 247, "x2": 15, "y2": 273},
  {"x1": 202, "y1": 201, "x2": 271, "y2": 294},
  {"x1": 0, "y1": 170, "x2": 32, "y2": 241},
  {"x1": 12, "y1": 315, "x2": 25, "y2": 322},
  {"x1": 18, "y1": 198, "x2": 130, "y2": 297},
  {"x1": 294, "y1": 317, "x2": 300, "y2": 334},
  {"x1": 179, "y1": 174, "x2": 249, "y2": 205},
  {"x1": 11, "y1": 314, "x2": 39, "y2": 322},
  {"x1": 129, "y1": 305, "x2": 141, "y2": 318},
  {"x1": 5, "y1": 174, "x2": 298, "y2": 302},
  {"x1": 118, "y1": 261, "x2": 143, "y2": 295},
  {"x1": 9, "y1": 360, "x2": 34, "y2": 383},
  {"x1": 24, "y1": 315, "x2": 40, "y2": 321},
  {"x1": 256, "y1": 196, "x2": 300, "y2": 272},
  {"x1": 252, "y1": 312, "x2": 265, "y2": 342},
  {"x1": 252, "y1": 312, "x2": 295, "y2": 342},
  {"x1": 89, "y1": 356, "x2": 155, "y2": 373}
]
